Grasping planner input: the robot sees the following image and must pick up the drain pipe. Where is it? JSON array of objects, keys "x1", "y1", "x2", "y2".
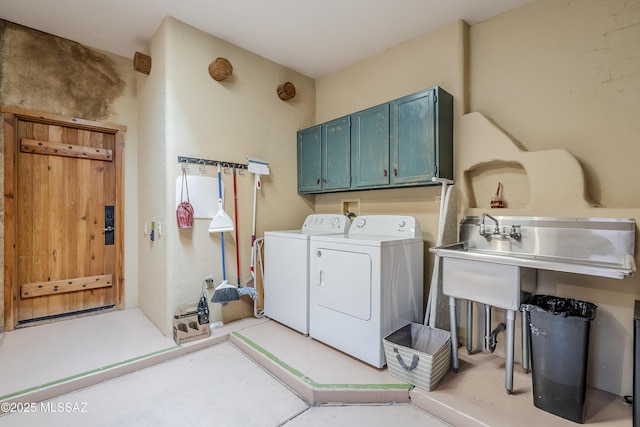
[
  {"x1": 488, "y1": 322, "x2": 506, "y2": 353},
  {"x1": 484, "y1": 305, "x2": 506, "y2": 353},
  {"x1": 484, "y1": 305, "x2": 492, "y2": 352}
]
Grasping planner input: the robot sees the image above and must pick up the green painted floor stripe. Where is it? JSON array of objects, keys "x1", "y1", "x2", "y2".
[
  {"x1": 1, "y1": 345, "x2": 180, "y2": 401},
  {"x1": 231, "y1": 331, "x2": 411, "y2": 390}
]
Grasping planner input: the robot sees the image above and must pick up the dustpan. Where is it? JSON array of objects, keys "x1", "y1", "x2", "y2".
[{"x1": 208, "y1": 165, "x2": 234, "y2": 233}]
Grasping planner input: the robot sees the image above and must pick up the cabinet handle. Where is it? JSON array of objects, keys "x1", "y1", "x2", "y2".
[
  {"x1": 383, "y1": 169, "x2": 387, "y2": 177},
  {"x1": 316, "y1": 178, "x2": 320, "y2": 185},
  {"x1": 394, "y1": 167, "x2": 398, "y2": 176}
]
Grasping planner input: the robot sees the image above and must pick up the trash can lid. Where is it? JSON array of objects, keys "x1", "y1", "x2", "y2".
[{"x1": 522, "y1": 294, "x2": 597, "y2": 320}]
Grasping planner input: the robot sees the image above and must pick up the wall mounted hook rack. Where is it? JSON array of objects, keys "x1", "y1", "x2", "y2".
[{"x1": 177, "y1": 156, "x2": 248, "y2": 170}]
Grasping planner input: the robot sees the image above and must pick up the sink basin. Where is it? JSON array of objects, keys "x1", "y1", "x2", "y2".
[{"x1": 434, "y1": 244, "x2": 536, "y2": 310}]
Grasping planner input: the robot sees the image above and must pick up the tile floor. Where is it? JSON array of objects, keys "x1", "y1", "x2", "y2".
[{"x1": 0, "y1": 308, "x2": 634, "y2": 426}]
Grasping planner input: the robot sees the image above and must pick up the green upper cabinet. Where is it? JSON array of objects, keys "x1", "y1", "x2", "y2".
[
  {"x1": 297, "y1": 86, "x2": 453, "y2": 194},
  {"x1": 391, "y1": 88, "x2": 448, "y2": 185},
  {"x1": 352, "y1": 104, "x2": 390, "y2": 189},
  {"x1": 321, "y1": 116, "x2": 351, "y2": 191},
  {"x1": 297, "y1": 126, "x2": 322, "y2": 193},
  {"x1": 297, "y1": 117, "x2": 351, "y2": 194}
]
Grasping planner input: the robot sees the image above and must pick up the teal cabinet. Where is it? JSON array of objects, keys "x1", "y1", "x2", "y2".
[
  {"x1": 352, "y1": 104, "x2": 390, "y2": 189},
  {"x1": 297, "y1": 126, "x2": 322, "y2": 193},
  {"x1": 321, "y1": 116, "x2": 351, "y2": 191},
  {"x1": 390, "y1": 87, "x2": 454, "y2": 185},
  {"x1": 297, "y1": 86, "x2": 453, "y2": 194},
  {"x1": 297, "y1": 117, "x2": 351, "y2": 194}
]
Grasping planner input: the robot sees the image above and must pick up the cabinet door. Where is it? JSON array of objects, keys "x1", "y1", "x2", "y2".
[
  {"x1": 321, "y1": 116, "x2": 351, "y2": 191},
  {"x1": 352, "y1": 104, "x2": 390, "y2": 188},
  {"x1": 390, "y1": 89, "x2": 436, "y2": 185},
  {"x1": 297, "y1": 126, "x2": 322, "y2": 193}
]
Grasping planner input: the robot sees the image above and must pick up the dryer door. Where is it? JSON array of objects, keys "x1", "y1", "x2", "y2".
[{"x1": 313, "y1": 248, "x2": 372, "y2": 320}]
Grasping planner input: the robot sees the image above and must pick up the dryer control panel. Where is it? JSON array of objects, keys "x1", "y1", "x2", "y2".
[{"x1": 349, "y1": 215, "x2": 422, "y2": 238}]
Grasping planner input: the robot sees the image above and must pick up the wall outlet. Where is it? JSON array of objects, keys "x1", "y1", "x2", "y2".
[{"x1": 204, "y1": 276, "x2": 215, "y2": 287}]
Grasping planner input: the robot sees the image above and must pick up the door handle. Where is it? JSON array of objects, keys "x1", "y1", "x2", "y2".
[{"x1": 104, "y1": 205, "x2": 115, "y2": 245}]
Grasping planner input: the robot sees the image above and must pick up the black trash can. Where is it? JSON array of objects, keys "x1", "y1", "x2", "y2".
[{"x1": 522, "y1": 295, "x2": 597, "y2": 424}]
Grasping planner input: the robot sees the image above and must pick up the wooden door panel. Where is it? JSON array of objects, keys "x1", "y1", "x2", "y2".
[{"x1": 4, "y1": 107, "x2": 125, "y2": 328}]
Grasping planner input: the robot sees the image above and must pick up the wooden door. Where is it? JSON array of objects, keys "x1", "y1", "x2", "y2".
[{"x1": 3, "y1": 107, "x2": 125, "y2": 330}]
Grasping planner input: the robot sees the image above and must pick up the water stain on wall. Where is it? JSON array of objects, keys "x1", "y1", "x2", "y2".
[{"x1": 0, "y1": 21, "x2": 125, "y2": 121}]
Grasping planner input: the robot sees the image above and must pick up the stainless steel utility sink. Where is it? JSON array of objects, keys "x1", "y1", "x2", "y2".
[
  {"x1": 429, "y1": 215, "x2": 636, "y2": 395},
  {"x1": 432, "y1": 241, "x2": 635, "y2": 280},
  {"x1": 432, "y1": 216, "x2": 636, "y2": 280}
]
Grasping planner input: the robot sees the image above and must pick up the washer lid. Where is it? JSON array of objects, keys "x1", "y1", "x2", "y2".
[{"x1": 264, "y1": 229, "x2": 311, "y2": 240}]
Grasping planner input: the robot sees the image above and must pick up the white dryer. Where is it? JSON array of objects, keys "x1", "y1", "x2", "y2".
[
  {"x1": 264, "y1": 214, "x2": 351, "y2": 334},
  {"x1": 309, "y1": 215, "x2": 423, "y2": 368}
]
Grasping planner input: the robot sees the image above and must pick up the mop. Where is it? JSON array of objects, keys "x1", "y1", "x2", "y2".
[
  {"x1": 232, "y1": 165, "x2": 259, "y2": 302},
  {"x1": 210, "y1": 164, "x2": 238, "y2": 304},
  {"x1": 242, "y1": 156, "x2": 269, "y2": 317},
  {"x1": 246, "y1": 157, "x2": 269, "y2": 281},
  {"x1": 425, "y1": 177, "x2": 457, "y2": 330}
]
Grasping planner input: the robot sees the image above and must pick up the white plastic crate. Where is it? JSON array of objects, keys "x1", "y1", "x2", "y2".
[{"x1": 383, "y1": 323, "x2": 451, "y2": 391}]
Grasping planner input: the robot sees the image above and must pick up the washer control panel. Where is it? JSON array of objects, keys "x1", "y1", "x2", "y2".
[{"x1": 301, "y1": 214, "x2": 351, "y2": 233}]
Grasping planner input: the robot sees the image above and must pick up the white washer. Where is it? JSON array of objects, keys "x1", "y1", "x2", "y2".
[
  {"x1": 309, "y1": 215, "x2": 423, "y2": 368},
  {"x1": 264, "y1": 214, "x2": 351, "y2": 334}
]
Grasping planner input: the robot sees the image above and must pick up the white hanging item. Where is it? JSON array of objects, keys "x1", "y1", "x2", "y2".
[
  {"x1": 246, "y1": 157, "x2": 269, "y2": 280},
  {"x1": 425, "y1": 178, "x2": 457, "y2": 330},
  {"x1": 208, "y1": 164, "x2": 235, "y2": 233}
]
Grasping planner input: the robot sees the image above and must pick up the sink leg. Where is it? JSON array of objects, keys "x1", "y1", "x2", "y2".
[
  {"x1": 466, "y1": 300, "x2": 473, "y2": 354},
  {"x1": 521, "y1": 307, "x2": 530, "y2": 374},
  {"x1": 449, "y1": 297, "x2": 459, "y2": 373},
  {"x1": 505, "y1": 310, "x2": 516, "y2": 395}
]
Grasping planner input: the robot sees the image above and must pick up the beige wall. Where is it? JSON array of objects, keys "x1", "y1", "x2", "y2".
[
  {"x1": 136, "y1": 17, "x2": 316, "y2": 335},
  {"x1": 470, "y1": 0, "x2": 640, "y2": 209},
  {"x1": 311, "y1": 0, "x2": 639, "y2": 397}
]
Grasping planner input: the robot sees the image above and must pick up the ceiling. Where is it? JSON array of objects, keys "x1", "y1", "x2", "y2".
[{"x1": 0, "y1": 0, "x2": 533, "y2": 78}]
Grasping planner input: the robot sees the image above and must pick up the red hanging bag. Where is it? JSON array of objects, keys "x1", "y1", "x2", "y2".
[{"x1": 176, "y1": 168, "x2": 194, "y2": 228}]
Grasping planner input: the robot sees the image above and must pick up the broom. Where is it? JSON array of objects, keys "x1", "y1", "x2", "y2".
[{"x1": 210, "y1": 164, "x2": 238, "y2": 304}]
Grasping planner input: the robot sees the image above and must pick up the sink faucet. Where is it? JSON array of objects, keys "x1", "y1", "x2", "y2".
[
  {"x1": 509, "y1": 225, "x2": 522, "y2": 240},
  {"x1": 479, "y1": 213, "x2": 500, "y2": 237}
]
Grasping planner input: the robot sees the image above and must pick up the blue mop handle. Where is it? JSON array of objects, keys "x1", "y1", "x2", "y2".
[{"x1": 220, "y1": 232, "x2": 227, "y2": 280}]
